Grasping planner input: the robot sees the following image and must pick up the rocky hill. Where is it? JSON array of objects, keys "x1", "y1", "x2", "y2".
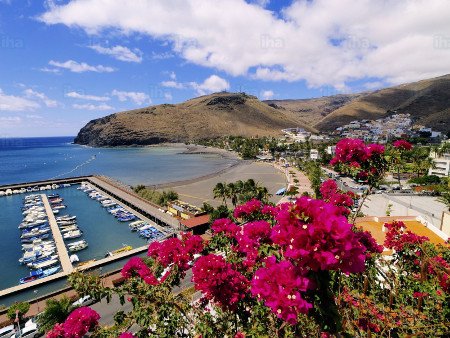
[
  {"x1": 74, "y1": 92, "x2": 315, "y2": 146},
  {"x1": 265, "y1": 74, "x2": 450, "y2": 133},
  {"x1": 75, "y1": 75, "x2": 450, "y2": 146}
]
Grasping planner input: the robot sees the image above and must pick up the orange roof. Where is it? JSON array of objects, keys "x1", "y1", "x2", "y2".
[
  {"x1": 180, "y1": 214, "x2": 211, "y2": 229},
  {"x1": 355, "y1": 218, "x2": 446, "y2": 255}
]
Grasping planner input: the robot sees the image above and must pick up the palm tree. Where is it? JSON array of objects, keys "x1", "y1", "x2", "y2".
[
  {"x1": 37, "y1": 297, "x2": 74, "y2": 334},
  {"x1": 213, "y1": 182, "x2": 228, "y2": 207},
  {"x1": 226, "y1": 182, "x2": 239, "y2": 207}
]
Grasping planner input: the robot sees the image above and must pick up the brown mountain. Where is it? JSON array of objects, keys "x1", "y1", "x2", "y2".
[
  {"x1": 316, "y1": 74, "x2": 450, "y2": 132},
  {"x1": 74, "y1": 92, "x2": 316, "y2": 146}
]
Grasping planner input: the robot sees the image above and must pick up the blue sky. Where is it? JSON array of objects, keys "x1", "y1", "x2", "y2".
[{"x1": 0, "y1": 0, "x2": 449, "y2": 137}]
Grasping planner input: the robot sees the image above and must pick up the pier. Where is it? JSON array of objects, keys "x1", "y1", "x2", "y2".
[{"x1": 41, "y1": 194, "x2": 73, "y2": 274}]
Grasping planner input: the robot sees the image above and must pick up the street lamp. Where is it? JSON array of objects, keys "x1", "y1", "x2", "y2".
[{"x1": 34, "y1": 289, "x2": 40, "y2": 313}]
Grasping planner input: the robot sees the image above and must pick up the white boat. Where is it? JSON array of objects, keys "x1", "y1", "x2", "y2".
[
  {"x1": 52, "y1": 205, "x2": 66, "y2": 210},
  {"x1": 68, "y1": 241, "x2": 88, "y2": 252},
  {"x1": 63, "y1": 230, "x2": 82, "y2": 239},
  {"x1": 60, "y1": 225, "x2": 79, "y2": 233},
  {"x1": 21, "y1": 228, "x2": 51, "y2": 239},
  {"x1": 70, "y1": 254, "x2": 79, "y2": 263},
  {"x1": 26, "y1": 255, "x2": 58, "y2": 268},
  {"x1": 21, "y1": 239, "x2": 55, "y2": 250},
  {"x1": 58, "y1": 220, "x2": 77, "y2": 226},
  {"x1": 29, "y1": 259, "x2": 59, "y2": 269},
  {"x1": 56, "y1": 215, "x2": 76, "y2": 221}
]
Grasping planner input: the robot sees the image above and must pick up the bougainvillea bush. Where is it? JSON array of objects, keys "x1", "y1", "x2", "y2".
[{"x1": 50, "y1": 139, "x2": 449, "y2": 337}]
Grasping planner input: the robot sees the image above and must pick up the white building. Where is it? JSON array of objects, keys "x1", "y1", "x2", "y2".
[
  {"x1": 310, "y1": 149, "x2": 320, "y2": 160},
  {"x1": 429, "y1": 154, "x2": 450, "y2": 177}
]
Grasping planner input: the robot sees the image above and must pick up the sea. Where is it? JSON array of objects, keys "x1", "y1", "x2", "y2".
[
  {"x1": 0, "y1": 136, "x2": 238, "y2": 186},
  {"x1": 0, "y1": 137, "x2": 238, "y2": 306}
]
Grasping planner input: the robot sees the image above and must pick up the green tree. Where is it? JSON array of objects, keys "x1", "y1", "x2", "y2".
[
  {"x1": 213, "y1": 182, "x2": 228, "y2": 207},
  {"x1": 37, "y1": 297, "x2": 74, "y2": 334},
  {"x1": 7, "y1": 302, "x2": 30, "y2": 321}
]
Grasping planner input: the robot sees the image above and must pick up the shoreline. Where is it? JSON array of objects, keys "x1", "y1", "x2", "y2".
[{"x1": 152, "y1": 159, "x2": 247, "y2": 190}]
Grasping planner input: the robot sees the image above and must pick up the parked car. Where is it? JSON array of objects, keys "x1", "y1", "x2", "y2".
[
  {"x1": 16, "y1": 320, "x2": 38, "y2": 338},
  {"x1": 0, "y1": 325, "x2": 15, "y2": 338},
  {"x1": 72, "y1": 295, "x2": 94, "y2": 307}
]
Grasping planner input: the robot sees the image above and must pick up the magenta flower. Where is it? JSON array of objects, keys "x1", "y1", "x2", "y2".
[
  {"x1": 233, "y1": 199, "x2": 262, "y2": 218},
  {"x1": 393, "y1": 139, "x2": 413, "y2": 150},
  {"x1": 251, "y1": 256, "x2": 313, "y2": 324},
  {"x1": 118, "y1": 333, "x2": 136, "y2": 338},
  {"x1": 63, "y1": 307, "x2": 100, "y2": 338},
  {"x1": 211, "y1": 218, "x2": 240, "y2": 237},
  {"x1": 192, "y1": 254, "x2": 249, "y2": 310}
]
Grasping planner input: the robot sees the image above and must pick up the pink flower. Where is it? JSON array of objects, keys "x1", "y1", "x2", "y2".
[
  {"x1": 211, "y1": 218, "x2": 240, "y2": 237},
  {"x1": 384, "y1": 221, "x2": 429, "y2": 251},
  {"x1": 192, "y1": 254, "x2": 249, "y2": 310},
  {"x1": 271, "y1": 197, "x2": 367, "y2": 274},
  {"x1": 233, "y1": 199, "x2": 262, "y2": 219},
  {"x1": 234, "y1": 332, "x2": 246, "y2": 338},
  {"x1": 46, "y1": 323, "x2": 64, "y2": 338},
  {"x1": 412, "y1": 292, "x2": 429, "y2": 298},
  {"x1": 121, "y1": 257, "x2": 170, "y2": 286},
  {"x1": 147, "y1": 233, "x2": 203, "y2": 272},
  {"x1": 234, "y1": 220, "x2": 272, "y2": 268},
  {"x1": 393, "y1": 139, "x2": 413, "y2": 150},
  {"x1": 118, "y1": 333, "x2": 136, "y2": 338},
  {"x1": 251, "y1": 256, "x2": 313, "y2": 324},
  {"x1": 60, "y1": 307, "x2": 100, "y2": 338}
]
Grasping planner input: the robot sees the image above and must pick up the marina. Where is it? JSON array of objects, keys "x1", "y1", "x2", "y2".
[{"x1": 0, "y1": 176, "x2": 179, "y2": 303}]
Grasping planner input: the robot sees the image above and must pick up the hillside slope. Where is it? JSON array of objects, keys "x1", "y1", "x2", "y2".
[
  {"x1": 74, "y1": 92, "x2": 315, "y2": 146},
  {"x1": 315, "y1": 74, "x2": 450, "y2": 132}
]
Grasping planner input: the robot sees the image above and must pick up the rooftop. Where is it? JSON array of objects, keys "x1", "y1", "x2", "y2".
[{"x1": 180, "y1": 214, "x2": 211, "y2": 229}]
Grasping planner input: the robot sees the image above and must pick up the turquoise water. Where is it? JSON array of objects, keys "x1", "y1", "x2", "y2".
[{"x1": 0, "y1": 137, "x2": 237, "y2": 186}]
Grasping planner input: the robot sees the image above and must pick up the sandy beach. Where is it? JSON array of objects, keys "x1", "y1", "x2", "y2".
[{"x1": 158, "y1": 160, "x2": 287, "y2": 207}]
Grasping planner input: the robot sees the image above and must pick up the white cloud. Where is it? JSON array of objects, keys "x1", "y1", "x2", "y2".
[
  {"x1": 261, "y1": 90, "x2": 274, "y2": 100},
  {"x1": 192, "y1": 75, "x2": 230, "y2": 95},
  {"x1": 111, "y1": 90, "x2": 151, "y2": 105},
  {"x1": 0, "y1": 88, "x2": 40, "y2": 111},
  {"x1": 39, "y1": 0, "x2": 450, "y2": 88},
  {"x1": 65, "y1": 91, "x2": 110, "y2": 101},
  {"x1": 169, "y1": 71, "x2": 176, "y2": 80},
  {"x1": 161, "y1": 75, "x2": 230, "y2": 95},
  {"x1": 48, "y1": 60, "x2": 115, "y2": 73},
  {"x1": 39, "y1": 67, "x2": 61, "y2": 74},
  {"x1": 72, "y1": 103, "x2": 113, "y2": 111},
  {"x1": 24, "y1": 89, "x2": 58, "y2": 107},
  {"x1": 160, "y1": 80, "x2": 184, "y2": 89},
  {"x1": 88, "y1": 45, "x2": 142, "y2": 63}
]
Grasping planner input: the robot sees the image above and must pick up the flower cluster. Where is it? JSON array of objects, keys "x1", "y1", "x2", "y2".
[
  {"x1": 330, "y1": 138, "x2": 386, "y2": 184},
  {"x1": 233, "y1": 199, "x2": 262, "y2": 219},
  {"x1": 192, "y1": 254, "x2": 249, "y2": 310},
  {"x1": 393, "y1": 139, "x2": 413, "y2": 150},
  {"x1": 251, "y1": 256, "x2": 313, "y2": 324},
  {"x1": 211, "y1": 218, "x2": 240, "y2": 237},
  {"x1": 147, "y1": 232, "x2": 203, "y2": 271},
  {"x1": 384, "y1": 221, "x2": 429, "y2": 251},
  {"x1": 121, "y1": 257, "x2": 171, "y2": 285},
  {"x1": 47, "y1": 307, "x2": 100, "y2": 338},
  {"x1": 319, "y1": 179, "x2": 355, "y2": 215},
  {"x1": 271, "y1": 197, "x2": 367, "y2": 274},
  {"x1": 354, "y1": 229, "x2": 384, "y2": 257},
  {"x1": 118, "y1": 333, "x2": 136, "y2": 338},
  {"x1": 427, "y1": 255, "x2": 450, "y2": 293},
  {"x1": 234, "y1": 220, "x2": 272, "y2": 268}
]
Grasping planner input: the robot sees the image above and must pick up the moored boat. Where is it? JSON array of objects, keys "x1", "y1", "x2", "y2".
[{"x1": 63, "y1": 230, "x2": 82, "y2": 239}]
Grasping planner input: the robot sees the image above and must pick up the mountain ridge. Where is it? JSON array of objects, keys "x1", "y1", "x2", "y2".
[{"x1": 74, "y1": 74, "x2": 450, "y2": 146}]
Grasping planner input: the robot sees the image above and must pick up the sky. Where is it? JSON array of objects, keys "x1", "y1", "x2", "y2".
[{"x1": 0, "y1": 0, "x2": 450, "y2": 137}]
